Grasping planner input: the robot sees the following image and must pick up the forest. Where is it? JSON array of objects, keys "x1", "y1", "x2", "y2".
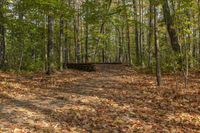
[{"x1": 0, "y1": 0, "x2": 200, "y2": 132}]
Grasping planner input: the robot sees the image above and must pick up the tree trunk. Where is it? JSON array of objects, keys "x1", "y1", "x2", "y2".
[
  {"x1": 46, "y1": 15, "x2": 54, "y2": 75},
  {"x1": 133, "y1": 0, "x2": 140, "y2": 65},
  {"x1": 18, "y1": 13, "x2": 24, "y2": 71},
  {"x1": 59, "y1": 15, "x2": 64, "y2": 71},
  {"x1": 154, "y1": 4, "x2": 161, "y2": 86},
  {"x1": 147, "y1": 0, "x2": 153, "y2": 68},
  {"x1": 64, "y1": 21, "x2": 69, "y2": 65},
  {"x1": 0, "y1": 24, "x2": 5, "y2": 68},
  {"x1": 162, "y1": 0, "x2": 180, "y2": 52},
  {"x1": 75, "y1": 10, "x2": 81, "y2": 63},
  {"x1": 139, "y1": 0, "x2": 143, "y2": 66},
  {"x1": 118, "y1": 28, "x2": 123, "y2": 63},
  {"x1": 198, "y1": 0, "x2": 200, "y2": 64},
  {"x1": 123, "y1": 0, "x2": 132, "y2": 65},
  {"x1": 0, "y1": 0, "x2": 5, "y2": 68},
  {"x1": 85, "y1": 20, "x2": 89, "y2": 63}
]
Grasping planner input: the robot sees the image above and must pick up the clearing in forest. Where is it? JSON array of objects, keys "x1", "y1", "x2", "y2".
[{"x1": 0, "y1": 64, "x2": 199, "y2": 133}]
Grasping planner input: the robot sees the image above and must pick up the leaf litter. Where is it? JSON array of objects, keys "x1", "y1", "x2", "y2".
[{"x1": 0, "y1": 64, "x2": 199, "y2": 133}]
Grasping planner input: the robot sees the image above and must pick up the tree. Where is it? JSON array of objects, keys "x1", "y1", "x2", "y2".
[
  {"x1": 122, "y1": 0, "x2": 132, "y2": 65},
  {"x1": 133, "y1": 0, "x2": 140, "y2": 65},
  {"x1": 147, "y1": 0, "x2": 153, "y2": 67},
  {"x1": 162, "y1": 0, "x2": 180, "y2": 52},
  {"x1": 154, "y1": 2, "x2": 161, "y2": 86},
  {"x1": 0, "y1": 0, "x2": 199, "y2": 78},
  {"x1": 0, "y1": 0, "x2": 6, "y2": 68},
  {"x1": 46, "y1": 15, "x2": 54, "y2": 75},
  {"x1": 59, "y1": 13, "x2": 64, "y2": 71}
]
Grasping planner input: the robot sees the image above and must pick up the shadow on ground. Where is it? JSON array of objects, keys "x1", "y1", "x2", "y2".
[{"x1": 0, "y1": 65, "x2": 199, "y2": 132}]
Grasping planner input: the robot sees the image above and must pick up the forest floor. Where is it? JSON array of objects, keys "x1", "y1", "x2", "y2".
[{"x1": 0, "y1": 64, "x2": 199, "y2": 133}]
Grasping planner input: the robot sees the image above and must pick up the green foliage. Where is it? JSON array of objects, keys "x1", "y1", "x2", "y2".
[{"x1": 0, "y1": 0, "x2": 199, "y2": 72}]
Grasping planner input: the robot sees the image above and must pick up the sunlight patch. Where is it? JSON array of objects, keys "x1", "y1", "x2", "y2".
[{"x1": 166, "y1": 112, "x2": 200, "y2": 126}]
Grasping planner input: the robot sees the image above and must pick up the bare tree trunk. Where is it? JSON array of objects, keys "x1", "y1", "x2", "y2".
[
  {"x1": 76, "y1": 10, "x2": 81, "y2": 63},
  {"x1": 46, "y1": 15, "x2": 54, "y2": 75},
  {"x1": 102, "y1": 27, "x2": 106, "y2": 63},
  {"x1": 154, "y1": 5, "x2": 161, "y2": 86},
  {"x1": 147, "y1": 0, "x2": 153, "y2": 68},
  {"x1": 73, "y1": 18, "x2": 77, "y2": 62},
  {"x1": 18, "y1": 13, "x2": 24, "y2": 71},
  {"x1": 43, "y1": 16, "x2": 47, "y2": 71},
  {"x1": 198, "y1": 0, "x2": 200, "y2": 65},
  {"x1": 0, "y1": 0, "x2": 5, "y2": 68},
  {"x1": 185, "y1": 41, "x2": 189, "y2": 89},
  {"x1": 0, "y1": 23, "x2": 5, "y2": 68},
  {"x1": 123, "y1": 0, "x2": 132, "y2": 65},
  {"x1": 116, "y1": 27, "x2": 122, "y2": 63},
  {"x1": 64, "y1": 21, "x2": 69, "y2": 65},
  {"x1": 85, "y1": 21, "x2": 89, "y2": 63},
  {"x1": 121, "y1": 27, "x2": 126, "y2": 62},
  {"x1": 59, "y1": 15, "x2": 64, "y2": 71},
  {"x1": 162, "y1": 0, "x2": 180, "y2": 52},
  {"x1": 133, "y1": 0, "x2": 139, "y2": 65},
  {"x1": 80, "y1": 17, "x2": 84, "y2": 63},
  {"x1": 118, "y1": 28, "x2": 123, "y2": 63},
  {"x1": 126, "y1": 18, "x2": 131, "y2": 65},
  {"x1": 139, "y1": 0, "x2": 143, "y2": 66}
]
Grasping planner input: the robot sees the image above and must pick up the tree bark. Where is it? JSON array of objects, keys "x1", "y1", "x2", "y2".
[
  {"x1": 198, "y1": 0, "x2": 200, "y2": 64},
  {"x1": 123, "y1": 0, "x2": 132, "y2": 65},
  {"x1": 133, "y1": 0, "x2": 140, "y2": 65},
  {"x1": 147, "y1": 0, "x2": 153, "y2": 68},
  {"x1": 64, "y1": 20, "x2": 69, "y2": 65},
  {"x1": 59, "y1": 15, "x2": 64, "y2": 71},
  {"x1": 46, "y1": 15, "x2": 54, "y2": 75},
  {"x1": 154, "y1": 5, "x2": 161, "y2": 86},
  {"x1": 85, "y1": 20, "x2": 89, "y2": 63},
  {"x1": 0, "y1": 1, "x2": 6, "y2": 68},
  {"x1": 162, "y1": 0, "x2": 180, "y2": 52},
  {"x1": 74, "y1": 9, "x2": 81, "y2": 63}
]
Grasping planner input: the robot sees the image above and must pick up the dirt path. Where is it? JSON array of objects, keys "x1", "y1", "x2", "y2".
[{"x1": 0, "y1": 65, "x2": 199, "y2": 133}]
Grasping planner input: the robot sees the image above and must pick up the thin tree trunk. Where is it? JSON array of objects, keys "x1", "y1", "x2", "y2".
[
  {"x1": 59, "y1": 15, "x2": 64, "y2": 71},
  {"x1": 198, "y1": 0, "x2": 200, "y2": 64},
  {"x1": 0, "y1": 0, "x2": 5, "y2": 68},
  {"x1": 43, "y1": 16, "x2": 47, "y2": 71},
  {"x1": 76, "y1": 10, "x2": 81, "y2": 63},
  {"x1": 185, "y1": 38, "x2": 189, "y2": 89},
  {"x1": 147, "y1": 0, "x2": 153, "y2": 68},
  {"x1": 0, "y1": 24, "x2": 5, "y2": 68},
  {"x1": 121, "y1": 27, "x2": 125, "y2": 62},
  {"x1": 133, "y1": 0, "x2": 140, "y2": 65},
  {"x1": 123, "y1": 0, "x2": 132, "y2": 65},
  {"x1": 46, "y1": 15, "x2": 54, "y2": 75},
  {"x1": 118, "y1": 28, "x2": 122, "y2": 63},
  {"x1": 64, "y1": 20, "x2": 69, "y2": 65},
  {"x1": 73, "y1": 18, "x2": 77, "y2": 63},
  {"x1": 85, "y1": 21, "x2": 89, "y2": 63},
  {"x1": 139, "y1": 0, "x2": 143, "y2": 65},
  {"x1": 18, "y1": 13, "x2": 24, "y2": 71},
  {"x1": 154, "y1": 5, "x2": 161, "y2": 86}
]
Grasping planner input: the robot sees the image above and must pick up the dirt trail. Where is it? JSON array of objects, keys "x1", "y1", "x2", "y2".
[{"x1": 0, "y1": 65, "x2": 199, "y2": 133}]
